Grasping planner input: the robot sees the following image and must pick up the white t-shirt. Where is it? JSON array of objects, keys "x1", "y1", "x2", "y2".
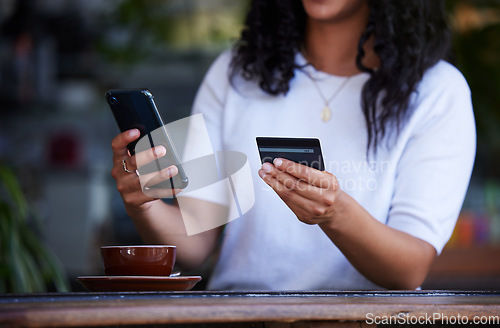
[{"x1": 189, "y1": 50, "x2": 476, "y2": 290}]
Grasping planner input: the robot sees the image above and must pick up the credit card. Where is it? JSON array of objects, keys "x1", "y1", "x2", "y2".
[{"x1": 256, "y1": 137, "x2": 324, "y2": 171}]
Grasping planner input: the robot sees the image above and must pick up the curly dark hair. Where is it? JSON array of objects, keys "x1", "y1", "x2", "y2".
[{"x1": 230, "y1": 0, "x2": 451, "y2": 152}]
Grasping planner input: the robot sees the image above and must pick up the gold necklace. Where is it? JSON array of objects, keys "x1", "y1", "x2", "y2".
[
  {"x1": 306, "y1": 73, "x2": 352, "y2": 122},
  {"x1": 300, "y1": 47, "x2": 353, "y2": 122}
]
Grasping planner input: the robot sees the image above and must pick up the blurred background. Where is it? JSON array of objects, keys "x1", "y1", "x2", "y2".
[{"x1": 0, "y1": 0, "x2": 499, "y2": 292}]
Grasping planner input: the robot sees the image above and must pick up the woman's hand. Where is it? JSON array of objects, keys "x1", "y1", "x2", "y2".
[
  {"x1": 258, "y1": 158, "x2": 345, "y2": 225},
  {"x1": 110, "y1": 129, "x2": 180, "y2": 211},
  {"x1": 259, "y1": 157, "x2": 436, "y2": 289}
]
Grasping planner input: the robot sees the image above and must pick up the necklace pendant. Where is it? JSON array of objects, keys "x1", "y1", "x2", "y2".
[{"x1": 321, "y1": 106, "x2": 332, "y2": 122}]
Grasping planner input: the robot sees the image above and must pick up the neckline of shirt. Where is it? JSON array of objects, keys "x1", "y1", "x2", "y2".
[{"x1": 295, "y1": 52, "x2": 368, "y2": 83}]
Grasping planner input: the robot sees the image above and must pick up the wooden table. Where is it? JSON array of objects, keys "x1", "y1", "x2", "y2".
[{"x1": 1, "y1": 291, "x2": 500, "y2": 328}]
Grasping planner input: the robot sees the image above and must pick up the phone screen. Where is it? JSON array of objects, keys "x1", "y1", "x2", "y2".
[
  {"x1": 106, "y1": 88, "x2": 188, "y2": 189},
  {"x1": 106, "y1": 89, "x2": 164, "y2": 155}
]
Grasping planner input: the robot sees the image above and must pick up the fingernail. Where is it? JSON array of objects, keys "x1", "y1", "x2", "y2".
[
  {"x1": 153, "y1": 146, "x2": 166, "y2": 156},
  {"x1": 167, "y1": 166, "x2": 178, "y2": 177},
  {"x1": 129, "y1": 129, "x2": 139, "y2": 137},
  {"x1": 258, "y1": 170, "x2": 266, "y2": 179},
  {"x1": 274, "y1": 158, "x2": 282, "y2": 167},
  {"x1": 262, "y1": 163, "x2": 272, "y2": 173}
]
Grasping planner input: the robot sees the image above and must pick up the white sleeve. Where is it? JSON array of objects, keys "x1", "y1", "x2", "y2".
[
  {"x1": 387, "y1": 64, "x2": 476, "y2": 254},
  {"x1": 173, "y1": 51, "x2": 238, "y2": 235},
  {"x1": 190, "y1": 50, "x2": 232, "y2": 152}
]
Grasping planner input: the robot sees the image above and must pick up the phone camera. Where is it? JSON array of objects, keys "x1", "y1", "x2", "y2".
[{"x1": 109, "y1": 97, "x2": 117, "y2": 105}]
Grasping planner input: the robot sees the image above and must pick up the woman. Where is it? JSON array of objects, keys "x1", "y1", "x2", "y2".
[{"x1": 111, "y1": 0, "x2": 475, "y2": 290}]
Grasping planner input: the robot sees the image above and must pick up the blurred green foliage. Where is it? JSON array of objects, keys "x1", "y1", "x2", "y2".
[
  {"x1": 447, "y1": 0, "x2": 500, "y2": 176},
  {"x1": 0, "y1": 164, "x2": 69, "y2": 293},
  {"x1": 96, "y1": 0, "x2": 171, "y2": 64},
  {"x1": 96, "y1": 0, "x2": 247, "y2": 66}
]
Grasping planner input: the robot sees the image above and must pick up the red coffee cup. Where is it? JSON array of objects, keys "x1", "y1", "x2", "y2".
[{"x1": 101, "y1": 245, "x2": 176, "y2": 276}]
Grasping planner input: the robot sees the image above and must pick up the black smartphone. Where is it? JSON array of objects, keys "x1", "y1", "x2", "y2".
[
  {"x1": 106, "y1": 88, "x2": 188, "y2": 189},
  {"x1": 256, "y1": 137, "x2": 325, "y2": 171}
]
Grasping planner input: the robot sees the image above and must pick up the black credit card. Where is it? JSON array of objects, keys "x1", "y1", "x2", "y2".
[{"x1": 256, "y1": 137, "x2": 325, "y2": 171}]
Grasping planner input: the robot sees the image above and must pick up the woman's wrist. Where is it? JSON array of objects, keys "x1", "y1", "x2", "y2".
[
  {"x1": 124, "y1": 198, "x2": 159, "y2": 218},
  {"x1": 319, "y1": 189, "x2": 351, "y2": 234}
]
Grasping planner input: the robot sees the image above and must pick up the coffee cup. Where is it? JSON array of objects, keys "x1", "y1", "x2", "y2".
[{"x1": 100, "y1": 245, "x2": 176, "y2": 276}]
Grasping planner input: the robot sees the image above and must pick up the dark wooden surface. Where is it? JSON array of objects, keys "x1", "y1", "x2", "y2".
[{"x1": 1, "y1": 291, "x2": 500, "y2": 328}]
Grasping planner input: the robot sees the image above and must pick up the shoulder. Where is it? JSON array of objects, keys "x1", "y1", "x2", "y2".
[
  {"x1": 203, "y1": 50, "x2": 233, "y2": 83},
  {"x1": 417, "y1": 60, "x2": 470, "y2": 98},
  {"x1": 203, "y1": 49, "x2": 269, "y2": 98},
  {"x1": 192, "y1": 50, "x2": 233, "y2": 110},
  {"x1": 409, "y1": 60, "x2": 472, "y2": 121},
  {"x1": 401, "y1": 60, "x2": 475, "y2": 147}
]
